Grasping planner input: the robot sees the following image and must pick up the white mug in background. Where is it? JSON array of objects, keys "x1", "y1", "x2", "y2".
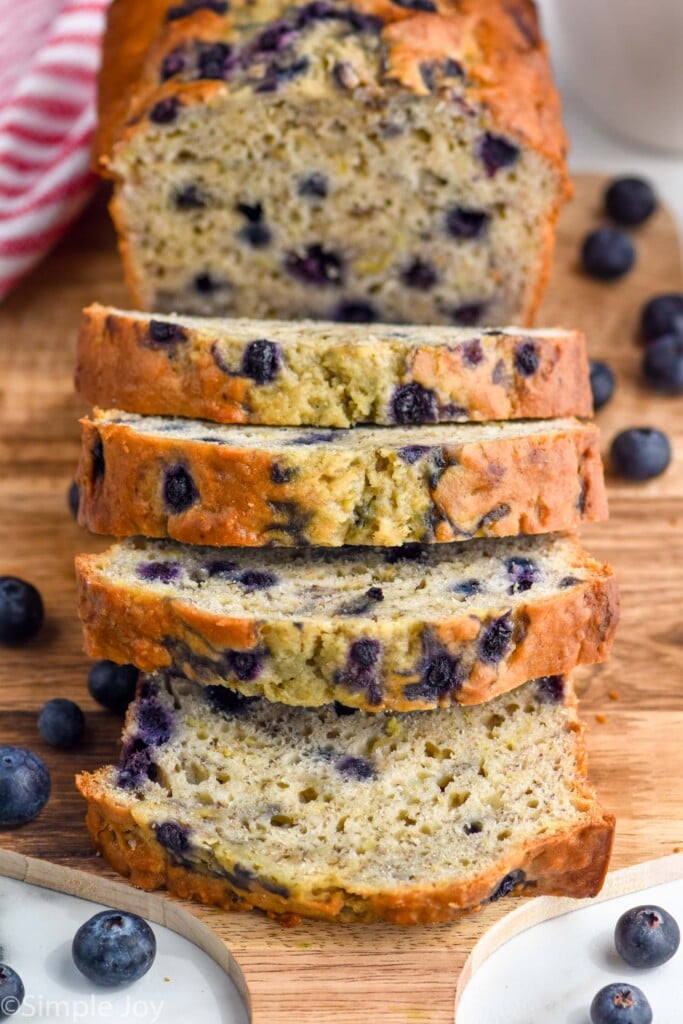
[{"x1": 550, "y1": 0, "x2": 683, "y2": 154}]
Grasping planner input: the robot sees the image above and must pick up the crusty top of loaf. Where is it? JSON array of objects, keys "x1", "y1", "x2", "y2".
[{"x1": 95, "y1": 0, "x2": 569, "y2": 190}]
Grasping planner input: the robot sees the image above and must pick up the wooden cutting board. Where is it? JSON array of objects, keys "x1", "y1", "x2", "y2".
[{"x1": 0, "y1": 174, "x2": 682, "y2": 1023}]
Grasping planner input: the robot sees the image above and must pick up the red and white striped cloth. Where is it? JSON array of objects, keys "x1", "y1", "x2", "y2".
[{"x1": 0, "y1": 0, "x2": 110, "y2": 300}]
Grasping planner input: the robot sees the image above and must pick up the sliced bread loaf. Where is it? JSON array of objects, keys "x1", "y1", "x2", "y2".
[
  {"x1": 76, "y1": 673, "x2": 614, "y2": 925},
  {"x1": 75, "y1": 534, "x2": 618, "y2": 711},
  {"x1": 76, "y1": 306, "x2": 592, "y2": 426},
  {"x1": 77, "y1": 411, "x2": 607, "y2": 547}
]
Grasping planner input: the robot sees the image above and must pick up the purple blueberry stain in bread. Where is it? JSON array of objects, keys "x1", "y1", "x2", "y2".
[
  {"x1": 401, "y1": 257, "x2": 439, "y2": 290},
  {"x1": 91, "y1": 432, "x2": 105, "y2": 482},
  {"x1": 284, "y1": 244, "x2": 344, "y2": 286},
  {"x1": 117, "y1": 740, "x2": 157, "y2": 790},
  {"x1": 270, "y1": 462, "x2": 296, "y2": 484},
  {"x1": 223, "y1": 862, "x2": 289, "y2": 899},
  {"x1": 161, "y1": 47, "x2": 186, "y2": 80},
  {"x1": 440, "y1": 402, "x2": 468, "y2": 419},
  {"x1": 514, "y1": 340, "x2": 540, "y2": 376},
  {"x1": 427, "y1": 448, "x2": 448, "y2": 490},
  {"x1": 206, "y1": 559, "x2": 239, "y2": 578},
  {"x1": 477, "y1": 504, "x2": 511, "y2": 532},
  {"x1": 442, "y1": 56, "x2": 464, "y2": 77},
  {"x1": 236, "y1": 570, "x2": 278, "y2": 592},
  {"x1": 173, "y1": 184, "x2": 208, "y2": 210},
  {"x1": 334, "y1": 638, "x2": 382, "y2": 706},
  {"x1": 163, "y1": 465, "x2": 199, "y2": 514},
  {"x1": 288, "y1": 430, "x2": 338, "y2": 445},
  {"x1": 478, "y1": 613, "x2": 514, "y2": 664},
  {"x1": 450, "y1": 579, "x2": 481, "y2": 597},
  {"x1": 391, "y1": 383, "x2": 438, "y2": 425},
  {"x1": 241, "y1": 339, "x2": 281, "y2": 383},
  {"x1": 331, "y1": 299, "x2": 378, "y2": 323},
  {"x1": 505, "y1": 556, "x2": 539, "y2": 594},
  {"x1": 254, "y1": 56, "x2": 310, "y2": 93},
  {"x1": 156, "y1": 821, "x2": 191, "y2": 854},
  {"x1": 137, "y1": 561, "x2": 182, "y2": 584},
  {"x1": 148, "y1": 319, "x2": 188, "y2": 345},
  {"x1": 228, "y1": 649, "x2": 265, "y2": 682},
  {"x1": 478, "y1": 133, "x2": 520, "y2": 177},
  {"x1": 136, "y1": 696, "x2": 174, "y2": 746},
  {"x1": 266, "y1": 500, "x2": 312, "y2": 544},
  {"x1": 297, "y1": 172, "x2": 328, "y2": 198},
  {"x1": 205, "y1": 685, "x2": 258, "y2": 715},
  {"x1": 460, "y1": 338, "x2": 484, "y2": 367},
  {"x1": 450, "y1": 302, "x2": 485, "y2": 326},
  {"x1": 150, "y1": 97, "x2": 180, "y2": 124},
  {"x1": 398, "y1": 445, "x2": 432, "y2": 464},
  {"x1": 335, "y1": 754, "x2": 375, "y2": 781},
  {"x1": 254, "y1": 21, "x2": 297, "y2": 53},
  {"x1": 336, "y1": 586, "x2": 384, "y2": 616},
  {"x1": 446, "y1": 207, "x2": 489, "y2": 240},
  {"x1": 491, "y1": 358, "x2": 508, "y2": 386},
  {"x1": 535, "y1": 675, "x2": 565, "y2": 703},
  {"x1": 196, "y1": 41, "x2": 235, "y2": 80},
  {"x1": 404, "y1": 631, "x2": 464, "y2": 702},
  {"x1": 167, "y1": 0, "x2": 229, "y2": 19},
  {"x1": 235, "y1": 202, "x2": 272, "y2": 248},
  {"x1": 489, "y1": 869, "x2": 526, "y2": 902}
]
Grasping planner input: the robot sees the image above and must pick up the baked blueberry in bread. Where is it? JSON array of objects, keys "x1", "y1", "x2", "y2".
[
  {"x1": 77, "y1": 306, "x2": 592, "y2": 426},
  {"x1": 76, "y1": 672, "x2": 614, "y2": 924},
  {"x1": 76, "y1": 411, "x2": 608, "y2": 547},
  {"x1": 95, "y1": 0, "x2": 570, "y2": 325},
  {"x1": 75, "y1": 534, "x2": 619, "y2": 711}
]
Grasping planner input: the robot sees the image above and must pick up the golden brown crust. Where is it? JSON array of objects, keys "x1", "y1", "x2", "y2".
[
  {"x1": 75, "y1": 305, "x2": 593, "y2": 426},
  {"x1": 76, "y1": 415, "x2": 608, "y2": 547},
  {"x1": 74, "y1": 548, "x2": 619, "y2": 711},
  {"x1": 77, "y1": 771, "x2": 614, "y2": 926}
]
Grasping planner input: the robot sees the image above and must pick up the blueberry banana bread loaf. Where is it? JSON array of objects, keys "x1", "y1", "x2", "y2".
[
  {"x1": 76, "y1": 673, "x2": 614, "y2": 925},
  {"x1": 95, "y1": 0, "x2": 570, "y2": 325},
  {"x1": 77, "y1": 412, "x2": 607, "y2": 547},
  {"x1": 77, "y1": 306, "x2": 592, "y2": 427},
  {"x1": 75, "y1": 534, "x2": 618, "y2": 711}
]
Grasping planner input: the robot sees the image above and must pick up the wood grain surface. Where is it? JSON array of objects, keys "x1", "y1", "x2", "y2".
[{"x1": 0, "y1": 174, "x2": 682, "y2": 1023}]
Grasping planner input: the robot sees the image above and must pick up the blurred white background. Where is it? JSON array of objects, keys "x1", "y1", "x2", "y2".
[{"x1": 537, "y1": 0, "x2": 683, "y2": 228}]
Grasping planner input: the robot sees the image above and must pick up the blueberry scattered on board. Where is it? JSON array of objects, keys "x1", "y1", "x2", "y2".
[
  {"x1": 0, "y1": 577, "x2": 44, "y2": 646},
  {"x1": 640, "y1": 293, "x2": 683, "y2": 343},
  {"x1": 590, "y1": 983, "x2": 652, "y2": 1024},
  {"x1": 88, "y1": 660, "x2": 138, "y2": 714},
  {"x1": 604, "y1": 177, "x2": 657, "y2": 227},
  {"x1": 0, "y1": 747, "x2": 50, "y2": 826},
  {"x1": 615, "y1": 905, "x2": 681, "y2": 968},
  {"x1": 610, "y1": 428, "x2": 671, "y2": 481},
  {"x1": 582, "y1": 227, "x2": 635, "y2": 281},
  {"x1": 38, "y1": 698, "x2": 85, "y2": 749},
  {"x1": 0, "y1": 964, "x2": 24, "y2": 1016},
  {"x1": 642, "y1": 334, "x2": 683, "y2": 394},
  {"x1": 72, "y1": 910, "x2": 156, "y2": 986},
  {"x1": 589, "y1": 360, "x2": 615, "y2": 411}
]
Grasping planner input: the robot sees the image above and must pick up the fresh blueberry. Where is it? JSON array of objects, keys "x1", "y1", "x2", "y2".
[
  {"x1": 642, "y1": 334, "x2": 683, "y2": 394},
  {"x1": 446, "y1": 207, "x2": 489, "y2": 240},
  {"x1": 297, "y1": 172, "x2": 328, "y2": 198},
  {"x1": 241, "y1": 339, "x2": 281, "y2": 383},
  {"x1": 0, "y1": 747, "x2": 50, "y2": 825},
  {"x1": 505, "y1": 556, "x2": 539, "y2": 594},
  {"x1": 590, "y1": 360, "x2": 616, "y2": 410},
  {"x1": 610, "y1": 427, "x2": 671, "y2": 481},
  {"x1": 163, "y1": 465, "x2": 198, "y2": 513},
  {"x1": 514, "y1": 341, "x2": 539, "y2": 377},
  {"x1": 68, "y1": 479, "x2": 79, "y2": 518},
  {"x1": 72, "y1": 910, "x2": 156, "y2": 986},
  {"x1": 582, "y1": 228, "x2": 635, "y2": 281},
  {"x1": 391, "y1": 382, "x2": 438, "y2": 425},
  {"x1": 590, "y1": 983, "x2": 652, "y2": 1024},
  {"x1": 149, "y1": 97, "x2": 180, "y2": 124},
  {"x1": 0, "y1": 577, "x2": 44, "y2": 645},
  {"x1": 401, "y1": 258, "x2": 438, "y2": 290},
  {"x1": 332, "y1": 299, "x2": 378, "y2": 323},
  {"x1": 640, "y1": 293, "x2": 683, "y2": 342},
  {"x1": 478, "y1": 613, "x2": 514, "y2": 664},
  {"x1": 615, "y1": 905, "x2": 680, "y2": 968},
  {"x1": 37, "y1": 698, "x2": 85, "y2": 749},
  {"x1": 156, "y1": 821, "x2": 191, "y2": 854},
  {"x1": 173, "y1": 184, "x2": 207, "y2": 210},
  {"x1": 0, "y1": 964, "x2": 24, "y2": 1016},
  {"x1": 136, "y1": 561, "x2": 181, "y2": 584},
  {"x1": 478, "y1": 133, "x2": 519, "y2": 177},
  {"x1": 148, "y1": 319, "x2": 187, "y2": 345},
  {"x1": 88, "y1": 661, "x2": 138, "y2": 714},
  {"x1": 284, "y1": 244, "x2": 344, "y2": 286},
  {"x1": 605, "y1": 177, "x2": 657, "y2": 226}
]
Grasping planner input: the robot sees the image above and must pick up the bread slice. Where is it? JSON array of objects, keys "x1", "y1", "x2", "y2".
[
  {"x1": 96, "y1": 0, "x2": 569, "y2": 326},
  {"x1": 76, "y1": 672, "x2": 614, "y2": 925},
  {"x1": 77, "y1": 411, "x2": 607, "y2": 547},
  {"x1": 76, "y1": 306, "x2": 592, "y2": 427},
  {"x1": 75, "y1": 534, "x2": 618, "y2": 711}
]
